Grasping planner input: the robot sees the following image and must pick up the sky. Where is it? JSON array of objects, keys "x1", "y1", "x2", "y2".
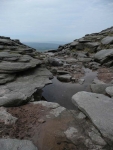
[{"x1": 0, "y1": 0, "x2": 113, "y2": 43}]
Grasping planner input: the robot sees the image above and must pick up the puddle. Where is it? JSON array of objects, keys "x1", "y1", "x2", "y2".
[{"x1": 42, "y1": 68, "x2": 97, "y2": 110}]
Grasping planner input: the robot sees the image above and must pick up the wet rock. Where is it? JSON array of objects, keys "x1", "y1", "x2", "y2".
[
  {"x1": 72, "y1": 91, "x2": 113, "y2": 143},
  {"x1": 57, "y1": 74, "x2": 71, "y2": 82},
  {"x1": 91, "y1": 84, "x2": 113, "y2": 94},
  {"x1": 101, "y1": 36, "x2": 113, "y2": 45},
  {"x1": 106, "y1": 86, "x2": 113, "y2": 97},
  {"x1": 0, "y1": 139, "x2": 38, "y2": 150},
  {"x1": 0, "y1": 107, "x2": 17, "y2": 124}
]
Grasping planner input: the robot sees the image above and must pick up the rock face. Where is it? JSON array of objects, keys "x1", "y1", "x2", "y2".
[
  {"x1": 72, "y1": 91, "x2": 113, "y2": 144},
  {"x1": 0, "y1": 139, "x2": 38, "y2": 150}
]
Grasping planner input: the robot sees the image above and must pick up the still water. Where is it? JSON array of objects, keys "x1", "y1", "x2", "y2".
[{"x1": 42, "y1": 68, "x2": 97, "y2": 110}]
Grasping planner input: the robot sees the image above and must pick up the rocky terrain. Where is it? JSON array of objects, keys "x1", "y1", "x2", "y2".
[{"x1": 0, "y1": 26, "x2": 113, "y2": 150}]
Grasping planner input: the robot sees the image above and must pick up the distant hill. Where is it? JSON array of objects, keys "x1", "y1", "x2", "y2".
[{"x1": 23, "y1": 42, "x2": 61, "y2": 52}]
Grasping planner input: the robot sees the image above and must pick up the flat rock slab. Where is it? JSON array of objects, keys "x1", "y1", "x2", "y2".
[
  {"x1": 94, "y1": 49, "x2": 113, "y2": 64},
  {"x1": 101, "y1": 36, "x2": 113, "y2": 45},
  {"x1": 72, "y1": 91, "x2": 113, "y2": 143},
  {"x1": 85, "y1": 42, "x2": 100, "y2": 47},
  {"x1": 0, "y1": 67, "x2": 52, "y2": 106},
  {"x1": 57, "y1": 74, "x2": 71, "y2": 82},
  {"x1": 0, "y1": 139, "x2": 38, "y2": 150}
]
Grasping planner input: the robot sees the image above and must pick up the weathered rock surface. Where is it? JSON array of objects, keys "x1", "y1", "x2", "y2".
[
  {"x1": 0, "y1": 67, "x2": 52, "y2": 107},
  {"x1": 0, "y1": 74, "x2": 16, "y2": 84},
  {"x1": 91, "y1": 84, "x2": 113, "y2": 94},
  {"x1": 101, "y1": 36, "x2": 113, "y2": 45},
  {"x1": 57, "y1": 74, "x2": 71, "y2": 82},
  {"x1": 106, "y1": 86, "x2": 113, "y2": 97},
  {"x1": 0, "y1": 107, "x2": 17, "y2": 124},
  {"x1": 93, "y1": 79, "x2": 105, "y2": 84},
  {"x1": 0, "y1": 59, "x2": 41, "y2": 73},
  {"x1": 0, "y1": 139, "x2": 38, "y2": 150},
  {"x1": 94, "y1": 49, "x2": 113, "y2": 64},
  {"x1": 0, "y1": 101, "x2": 108, "y2": 150},
  {"x1": 72, "y1": 91, "x2": 113, "y2": 144},
  {"x1": 0, "y1": 36, "x2": 52, "y2": 106},
  {"x1": 48, "y1": 57, "x2": 63, "y2": 66}
]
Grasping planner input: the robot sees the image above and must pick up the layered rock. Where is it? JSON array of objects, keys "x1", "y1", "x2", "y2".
[{"x1": 0, "y1": 36, "x2": 52, "y2": 106}]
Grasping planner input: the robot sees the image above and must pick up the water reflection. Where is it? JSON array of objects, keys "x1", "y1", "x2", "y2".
[{"x1": 42, "y1": 68, "x2": 97, "y2": 110}]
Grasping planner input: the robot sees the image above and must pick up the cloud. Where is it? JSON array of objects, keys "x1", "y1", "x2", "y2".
[{"x1": 0, "y1": 0, "x2": 113, "y2": 42}]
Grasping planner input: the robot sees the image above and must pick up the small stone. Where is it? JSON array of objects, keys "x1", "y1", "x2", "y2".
[
  {"x1": 38, "y1": 119, "x2": 46, "y2": 123},
  {"x1": 78, "y1": 79, "x2": 85, "y2": 84}
]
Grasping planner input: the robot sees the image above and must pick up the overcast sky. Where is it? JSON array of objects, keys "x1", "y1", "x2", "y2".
[{"x1": 0, "y1": 0, "x2": 113, "y2": 43}]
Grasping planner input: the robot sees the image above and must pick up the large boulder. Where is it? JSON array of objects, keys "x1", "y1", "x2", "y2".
[
  {"x1": 0, "y1": 139, "x2": 38, "y2": 150},
  {"x1": 48, "y1": 57, "x2": 63, "y2": 66},
  {"x1": 94, "y1": 49, "x2": 113, "y2": 64},
  {"x1": 70, "y1": 41, "x2": 79, "y2": 47},
  {"x1": 90, "y1": 84, "x2": 113, "y2": 94},
  {"x1": 101, "y1": 36, "x2": 113, "y2": 45},
  {"x1": 72, "y1": 91, "x2": 113, "y2": 143},
  {"x1": 85, "y1": 42, "x2": 100, "y2": 48}
]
